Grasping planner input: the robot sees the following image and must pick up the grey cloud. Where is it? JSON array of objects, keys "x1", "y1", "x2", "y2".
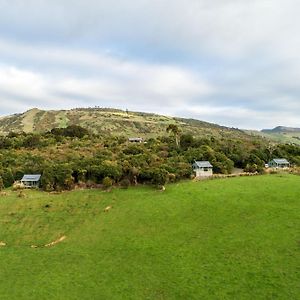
[{"x1": 0, "y1": 0, "x2": 299, "y2": 129}]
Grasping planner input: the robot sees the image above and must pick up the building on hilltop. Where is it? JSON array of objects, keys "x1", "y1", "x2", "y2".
[
  {"x1": 21, "y1": 174, "x2": 41, "y2": 188},
  {"x1": 192, "y1": 161, "x2": 213, "y2": 178},
  {"x1": 268, "y1": 158, "x2": 290, "y2": 169},
  {"x1": 128, "y1": 137, "x2": 143, "y2": 143}
]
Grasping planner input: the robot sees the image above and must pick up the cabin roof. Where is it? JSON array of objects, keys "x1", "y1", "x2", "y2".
[
  {"x1": 271, "y1": 158, "x2": 289, "y2": 164},
  {"x1": 128, "y1": 137, "x2": 143, "y2": 141},
  {"x1": 21, "y1": 174, "x2": 41, "y2": 182},
  {"x1": 194, "y1": 161, "x2": 213, "y2": 168}
]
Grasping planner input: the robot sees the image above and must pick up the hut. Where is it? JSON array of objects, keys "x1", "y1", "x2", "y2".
[
  {"x1": 128, "y1": 137, "x2": 143, "y2": 143},
  {"x1": 268, "y1": 159, "x2": 290, "y2": 169},
  {"x1": 192, "y1": 161, "x2": 213, "y2": 178},
  {"x1": 21, "y1": 174, "x2": 41, "y2": 188}
]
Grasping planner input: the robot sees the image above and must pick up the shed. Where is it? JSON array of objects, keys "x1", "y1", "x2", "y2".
[
  {"x1": 128, "y1": 137, "x2": 143, "y2": 143},
  {"x1": 192, "y1": 161, "x2": 213, "y2": 178},
  {"x1": 268, "y1": 158, "x2": 290, "y2": 169},
  {"x1": 21, "y1": 174, "x2": 41, "y2": 188}
]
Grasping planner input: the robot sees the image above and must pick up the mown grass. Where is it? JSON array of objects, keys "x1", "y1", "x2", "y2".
[{"x1": 0, "y1": 174, "x2": 299, "y2": 299}]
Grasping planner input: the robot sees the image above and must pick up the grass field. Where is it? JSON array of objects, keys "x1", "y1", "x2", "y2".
[{"x1": 0, "y1": 175, "x2": 299, "y2": 299}]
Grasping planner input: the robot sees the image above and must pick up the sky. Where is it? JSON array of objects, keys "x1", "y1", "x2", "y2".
[{"x1": 0, "y1": 0, "x2": 299, "y2": 130}]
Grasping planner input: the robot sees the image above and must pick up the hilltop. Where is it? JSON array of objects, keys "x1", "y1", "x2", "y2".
[
  {"x1": 262, "y1": 126, "x2": 300, "y2": 133},
  {"x1": 258, "y1": 126, "x2": 300, "y2": 145},
  {"x1": 0, "y1": 107, "x2": 253, "y2": 141},
  {"x1": 243, "y1": 126, "x2": 300, "y2": 146}
]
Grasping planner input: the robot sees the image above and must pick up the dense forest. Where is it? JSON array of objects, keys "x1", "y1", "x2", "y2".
[{"x1": 0, "y1": 125, "x2": 299, "y2": 191}]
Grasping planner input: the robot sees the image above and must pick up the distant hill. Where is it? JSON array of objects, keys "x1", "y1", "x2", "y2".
[
  {"x1": 0, "y1": 107, "x2": 255, "y2": 141},
  {"x1": 261, "y1": 126, "x2": 300, "y2": 133},
  {"x1": 243, "y1": 126, "x2": 300, "y2": 146}
]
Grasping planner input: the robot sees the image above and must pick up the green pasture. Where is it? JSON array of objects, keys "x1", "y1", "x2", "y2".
[{"x1": 0, "y1": 174, "x2": 299, "y2": 299}]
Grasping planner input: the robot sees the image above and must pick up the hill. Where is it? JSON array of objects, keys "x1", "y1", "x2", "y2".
[
  {"x1": 258, "y1": 126, "x2": 300, "y2": 145},
  {"x1": 0, "y1": 175, "x2": 299, "y2": 299},
  {"x1": 0, "y1": 107, "x2": 254, "y2": 141},
  {"x1": 244, "y1": 126, "x2": 300, "y2": 146},
  {"x1": 261, "y1": 126, "x2": 300, "y2": 133}
]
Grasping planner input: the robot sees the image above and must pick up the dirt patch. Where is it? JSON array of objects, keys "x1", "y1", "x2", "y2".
[
  {"x1": 104, "y1": 205, "x2": 112, "y2": 212},
  {"x1": 44, "y1": 236, "x2": 66, "y2": 247}
]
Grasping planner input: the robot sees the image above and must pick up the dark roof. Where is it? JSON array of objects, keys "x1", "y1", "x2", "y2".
[
  {"x1": 194, "y1": 161, "x2": 213, "y2": 168},
  {"x1": 271, "y1": 159, "x2": 290, "y2": 164},
  {"x1": 21, "y1": 174, "x2": 41, "y2": 182}
]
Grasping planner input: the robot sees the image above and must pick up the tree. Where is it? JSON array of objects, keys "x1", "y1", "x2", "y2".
[
  {"x1": 1, "y1": 168, "x2": 14, "y2": 188},
  {"x1": 166, "y1": 124, "x2": 181, "y2": 147},
  {"x1": 180, "y1": 133, "x2": 194, "y2": 150},
  {"x1": 150, "y1": 168, "x2": 169, "y2": 186},
  {"x1": 23, "y1": 134, "x2": 41, "y2": 148}
]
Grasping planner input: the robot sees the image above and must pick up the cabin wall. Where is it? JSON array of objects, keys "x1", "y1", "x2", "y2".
[
  {"x1": 269, "y1": 162, "x2": 290, "y2": 169},
  {"x1": 195, "y1": 168, "x2": 213, "y2": 178},
  {"x1": 22, "y1": 181, "x2": 40, "y2": 188}
]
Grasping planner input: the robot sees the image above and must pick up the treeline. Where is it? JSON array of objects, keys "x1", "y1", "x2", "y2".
[{"x1": 0, "y1": 125, "x2": 299, "y2": 191}]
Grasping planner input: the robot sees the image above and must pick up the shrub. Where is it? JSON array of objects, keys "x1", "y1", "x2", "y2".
[
  {"x1": 17, "y1": 190, "x2": 26, "y2": 198},
  {"x1": 102, "y1": 177, "x2": 113, "y2": 190},
  {"x1": 12, "y1": 182, "x2": 25, "y2": 191},
  {"x1": 119, "y1": 178, "x2": 130, "y2": 189},
  {"x1": 150, "y1": 168, "x2": 169, "y2": 186},
  {"x1": 1, "y1": 168, "x2": 15, "y2": 188},
  {"x1": 168, "y1": 173, "x2": 176, "y2": 182},
  {"x1": 0, "y1": 176, "x2": 4, "y2": 191}
]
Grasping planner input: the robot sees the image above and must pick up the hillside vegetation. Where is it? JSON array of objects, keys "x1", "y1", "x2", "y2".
[
  {"x1": 246, "y1": 126, "x2": 300, "y2": 146},
  {"x1": 0, "y1": 108, "x2": 299, "y2": 191},
  {"x1": 0, "y1": 107, "x2": 254, "y2": 140},
  {"x1": 0, "y1": 175, "x2": 299, "y2": 299},
  {"x1": 0, "y1": 121, "x2": 300, "y2": 191}
]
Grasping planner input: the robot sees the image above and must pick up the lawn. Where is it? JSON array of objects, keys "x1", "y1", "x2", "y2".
[{"x1": 0, "y1": 174, "x2": 299, "y2": 299}]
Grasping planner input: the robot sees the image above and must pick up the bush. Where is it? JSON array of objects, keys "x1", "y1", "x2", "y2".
[
  {"x1": 0, "y1": 176, "x2": 4, "y2": 191},
  {"x1": 119, "y1": 178, "x2": 130, "y2": 189},
  {"x1": 168, "y1": 173, "x2": 176, "y2": 182},
  {"x1": 12, "y1": 182, "x2": 25, "y2": 191},
  {"x1": 17, "y1": 190, "x2": 26, "y2": 198},
  {"x1": 102, "y1": 177, "x2": 113, "y2": 190},
  {"x1": 1, "y1": 168, "x2": 14, "y2": 188},
  {"x1": 150, "y1": 168, "x2": 169, "y2": 186}
]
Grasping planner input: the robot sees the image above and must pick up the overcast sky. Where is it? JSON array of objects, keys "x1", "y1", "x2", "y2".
[{"x1": 0, "y1": 0, "x2": 299, "y2": 129}]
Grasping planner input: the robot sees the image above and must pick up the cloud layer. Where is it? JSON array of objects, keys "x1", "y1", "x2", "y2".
[{"x1": 0, "y1": 0, "x2": 299, "y2": 129}]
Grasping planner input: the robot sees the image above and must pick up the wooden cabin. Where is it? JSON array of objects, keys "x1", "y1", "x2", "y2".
[
  {"x1": 21, "y1": 174, "x2": 41, "y2": 188},
  {"x1": 192, "y1": 161, "x2": 213, "y2": 178},
  {"x1": 268, "y1": 159, "x2": 290, "y2": 169},
  {"x1": 128, "y1": 137, "x2": 143, "y2": 143}
]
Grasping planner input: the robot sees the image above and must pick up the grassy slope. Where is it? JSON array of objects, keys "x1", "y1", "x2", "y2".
[
  {"x1": 0, "y1": 108, "x2": 253, "y2": 142},
  {"x1": 245, "y1": 130, "x2": 300, "y2": 145},
  {"x1": 0, "y1": 175, "x2": 299, "y2": 299}
]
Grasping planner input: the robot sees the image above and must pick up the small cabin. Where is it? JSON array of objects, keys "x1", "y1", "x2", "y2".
[
  {"x1": 268, "y1": 159, "x2": 290, "y2": 169},
  {"x1": 128, "y1": 137, "x2": 143, "y2": 143},
  {"x1": 21, "y1": 174, "x2": 41, "y2": 188},
  {"x1": 192, "y1": 161, "x2": 213, "y2": 178}
]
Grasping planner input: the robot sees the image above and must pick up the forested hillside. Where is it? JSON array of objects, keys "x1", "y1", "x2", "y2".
[{"x1": 0, "y1": 124, "x2": 299, "y2": 191}]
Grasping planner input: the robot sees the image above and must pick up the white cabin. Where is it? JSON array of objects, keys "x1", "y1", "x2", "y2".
[
  {"x1": 268, "y1": 158, "x2": 290, "y2": 169},
  {"x1": 21, "y1": 174, "x2": 41, "y2": 188},
  {"x1": 192, "y1": 161, "x2": 213, "y2": 178}
]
